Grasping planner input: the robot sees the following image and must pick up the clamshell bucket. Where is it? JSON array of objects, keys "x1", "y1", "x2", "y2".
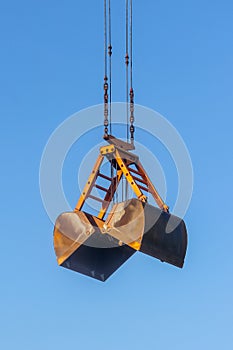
[
  {"x1": 105, "y1": 198, "x2": 187, "y2": 268},
  {"x1": 53, "y1": 137, "x2": 188, "y2": 281},
  {"x1": 54, "y1": 211, "x2": 135, "y2": 281}
]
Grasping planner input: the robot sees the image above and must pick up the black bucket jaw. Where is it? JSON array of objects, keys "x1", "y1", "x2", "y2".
[{"x1": 104, "y1": 199, "x2": 188, "y2": 268}]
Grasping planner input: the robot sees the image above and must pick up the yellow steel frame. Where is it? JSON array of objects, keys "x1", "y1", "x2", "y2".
[
  {"x1": 97, "y1": 169, "x2": 123, "y2": 220},
  {"x1": 74, "y1": 139, "x2": 169, "y2": 219},
  {"x1": 114, "y1": 149, "x2": 147, "y2": 203},
  {"x1": 74, "y1": 154, "x2": 104, "y2": 212}
]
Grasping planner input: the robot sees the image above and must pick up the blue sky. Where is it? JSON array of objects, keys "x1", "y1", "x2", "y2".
[{"x1": 1, "y1": 1, "x2": 233, "y2": 349}]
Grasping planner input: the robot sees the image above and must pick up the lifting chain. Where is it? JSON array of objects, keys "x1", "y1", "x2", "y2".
[
  {"x1": 103, "y1": 0, "x2": 135, "y2": 142},
  {"x1": 103, "y1": 0, "x2": 113, "y2": 139},
  {"x1": 130, "y1": 87, "x2": 135, "y2": 142},
  {"x1": 104, "y1": 76, "x2": 109, "y2": 139},
  {"x1": 103, "y1": 0, "x2": 109, "y2": 139},
  {"x1": 129, "y1": 0, "x2": 135, "y2": 143}
]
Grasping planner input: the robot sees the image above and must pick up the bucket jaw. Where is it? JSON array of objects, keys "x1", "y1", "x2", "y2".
[
  {"x1": 104, "y1": 199, "x2": 145, "y2": 250},
  {"x1": 54, "y1": 211, "x2": 135, "y2": 282},
  {"x1": 104, "y1": 199, "x2": 188, "y2": 268}
]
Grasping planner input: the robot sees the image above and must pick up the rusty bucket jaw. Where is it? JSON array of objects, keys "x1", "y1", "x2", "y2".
[
  {"x1": 53, "y1": 211, "x2": 135, "y2": 282},
  {"x1": 104, "y1": 199, "x2": 145, "y2": 250},
  {"x1": 104, "y1": 199, "x2": 188, "y2": 268}
]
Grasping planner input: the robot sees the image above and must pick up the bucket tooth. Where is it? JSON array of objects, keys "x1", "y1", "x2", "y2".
[{"x1": 53, "y1": 211, "x2": 135, "y2": 281}]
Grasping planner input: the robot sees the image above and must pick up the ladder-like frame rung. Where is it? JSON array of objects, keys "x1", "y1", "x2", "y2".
[
  {"x1": 88, "y1": 195, "x2": 104, "y2": 203},
  {"x1": 98, "y1": 173, "x2": 112, "y2": 181},
  {"x1": 131, "y1": 174, "x2": 148, "y2": 186},
  {"x1": 97, "y1": 170, "x2": 123, "y2": 220},
  {"x1": 94, "y1": 184, "x2": 109, "y2": 192},
  {"x1": 128, "y1": 167, "x2": 144, "y2": 177},
  {"x1": 137, "y1": 183, "x2": 149, "y2": 192}
]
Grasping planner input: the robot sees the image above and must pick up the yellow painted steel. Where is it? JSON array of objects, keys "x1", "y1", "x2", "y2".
[
  {"x1": 115, "y1": 149, "x2": 147, "y2": 203},
  {"x1": 100, "y1": 145, "x2": 115, "y2": 155},
  {"x1": 128, "y1": 240, "x2": 141, "y2": 250},
  {"x1": 74, "y1": 154, "x2": 104, "y2": 212}
]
